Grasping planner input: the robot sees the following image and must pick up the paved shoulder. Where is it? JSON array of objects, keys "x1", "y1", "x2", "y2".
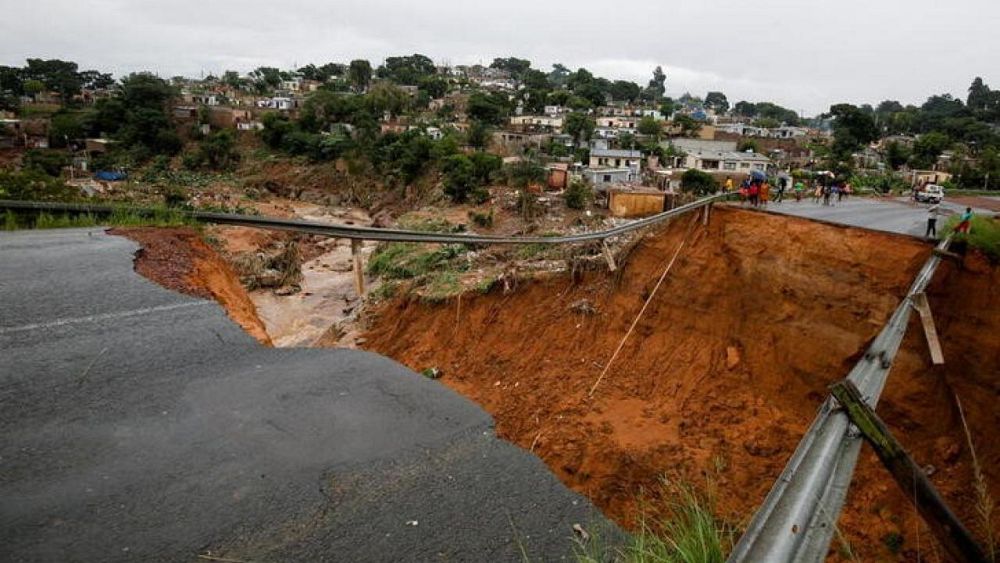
[
  {"x1": 1, "y1": 229, "x2": 616, "y2": 563},
  {"x1": 756, "y1": 197, "x2": 996, "y2": 238}
]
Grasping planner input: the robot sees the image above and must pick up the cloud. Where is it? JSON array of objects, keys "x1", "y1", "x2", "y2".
[{"x1": 1, "y1": 0, "x2": 998, "y2": 115}]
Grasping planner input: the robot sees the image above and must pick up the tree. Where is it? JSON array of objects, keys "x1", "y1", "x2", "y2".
[
  {"x1": 195, "y1": 129, "x2": 239, "y2": 170},
  {"x1": 467, "y1": 92, "x2": 509, "y2": 125},
  {"x1": 24, "y1": 58, "x2": 82, "y2": 100},
  {"x1": 564, "y1": 112, "x2": 595, "y2": 145},
  {"x1": 967, "y1": 77, "x2": 991, "y2": 111},
  {"x1": 885, "y1": 141, "x2": 911, "y2": 170},
  {"x1": 378, "y1": 54, "x2": 435, "y2": 85},
  {"x1": 564, "y1": 179, "x2": 592, "y2": 209},
  {"x1": 23, "y1": 79, "x2": 45, "y2": 99},
  {"x1": 637, "y1": 115, "x2": 661, "y2": 138},
  {"x1": 348, "y1": 59, "x2": 372, "y2": 93},
  {"x1": 442, "y1": 154, "x2": 477, "y2": 202},
  {"x1": 644, "y1": 66, "x2": 666, "y2": 101},
  {"x1": 910, "y1": 131, "x2": 952, "y2": 169},
  {"x1": 734, "y1": 101, "x2": 757, "y2": 117},
  {"x1": 609, "y1": 80, "x2": 641, "y2": 103},
  {"x1": 79, "y1": 70, "x2": 114, "y2": 90},
  {"x1": 466, "y1": 120, "x2": 491, "y2": 150},
  {"x1": 704, "y1": 91, "x2": 729, "y2": 113},
  {"x1": 828, "y1": 103, "x2": 878, "y2": 160},
  {"x1": 250, "y1": 66, "x2": 282, "y2": 92},
  {"x1": 680, "y1": 169, "x2": 717, "y2": 195},
  {"x1": 673, "y1": 114, "x2": 702, "y2": 137},
  {"x1": 490, "y1": 57, "x2": 532, "y2": 79}
]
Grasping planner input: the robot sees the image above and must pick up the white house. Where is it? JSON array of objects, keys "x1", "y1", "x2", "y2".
[{"x1": 589, "y1": 148, "x2": 642, "y2": 169}]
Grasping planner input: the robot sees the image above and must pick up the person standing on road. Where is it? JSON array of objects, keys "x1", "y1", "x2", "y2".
[
  {"x1": 822, "y1": 185, "x2": 832, "y2": 206},
  {"x1": 956, "y1": 207, "x2": 974, "y2": 234},
  {"x1": 776, "y1": 176, "x2": 787, "y2": 203},
  {"x1": 813, "y1": 183, "x2": 823, "y2": 204},
  {"x1": 794, "y1": 180, "x2": 804, "y2": 202},
  {"x1": 925, "y1": 204, "x2": 939, "y2": 239},
  {"x1": 749, "y1": 181, "x2": 760, "y2": 207},
  {"x1": 725, "y1": 177, "x2": 734, "y2": 193},
  {"x1": 761, "y1": 181, "x2": 771, "y2": 207}
]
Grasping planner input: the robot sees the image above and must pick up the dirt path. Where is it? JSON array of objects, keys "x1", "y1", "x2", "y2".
[{"x1": 359, "y1": 207, "x2": 999, "y2": 561}]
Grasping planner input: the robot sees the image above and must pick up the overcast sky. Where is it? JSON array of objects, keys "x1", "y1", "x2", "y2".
[{"x1": 2, "y1": 0, "x2": 998, "y2": 115}]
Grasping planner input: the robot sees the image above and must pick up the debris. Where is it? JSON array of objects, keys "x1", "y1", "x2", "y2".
[
  {"x1": 421, "y1": 367, "x2": 442, "y2": 379},
  {"x1": 572, "y1": 523, "x2": 590, "y2": 542},
  {"x1": 569, "y1": 299, "x2": 598, "y2": 316},
  {"x1": 406, "y1": 520, "x2": 419, "y2": 527}
]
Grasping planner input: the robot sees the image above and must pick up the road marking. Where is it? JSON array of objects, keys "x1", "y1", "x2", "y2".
[{"x1": 0, "y1": 301, "x2": 211, "y2": 335}]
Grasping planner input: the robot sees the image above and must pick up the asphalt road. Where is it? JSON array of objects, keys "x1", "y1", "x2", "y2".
[
  {"x1": 751, "y1": 195, "x2": 996, "y2": 237},
  {"x1": 0, "y1": 228, "x2": 617, "y2": 563}
]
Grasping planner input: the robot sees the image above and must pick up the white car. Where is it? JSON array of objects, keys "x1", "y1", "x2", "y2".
[{"x1": 915, "y1": 184, "x2": 944, "y2": 204}]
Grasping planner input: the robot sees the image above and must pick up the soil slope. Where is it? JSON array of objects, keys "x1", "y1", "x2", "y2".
[
  {"x1": 112, "y1": 227, "x2": 272, "y2": 345},
  {"x1": 361, "y1": 207, "x2": 998, "y2": 561}
]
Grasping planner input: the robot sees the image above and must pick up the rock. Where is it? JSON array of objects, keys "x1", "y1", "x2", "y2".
[
  {"x1": 569, "y1": 299, "x2": 598, "y2": 315},
  {"x1": 726, "y1": 346, "x2": 741, "y2": 370}
]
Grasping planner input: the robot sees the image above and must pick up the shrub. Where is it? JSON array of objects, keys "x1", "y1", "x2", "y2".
[
  {"x1": 0, "y1": 170, "x2": 77, "y2": 201},
  {"x1": 469, "y1": 208, "x2": 494, "y2": 228},
  {"x1": 680, "y1": 169, "x2": 717, "y2": 195},
  {"x1": 564, "y1": 179, "x2": 593, "y2": 209}
]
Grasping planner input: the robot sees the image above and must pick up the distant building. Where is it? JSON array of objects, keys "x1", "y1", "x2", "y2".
[{"x1": 589, "y1": 148, "x2": 642, "y2": 169}]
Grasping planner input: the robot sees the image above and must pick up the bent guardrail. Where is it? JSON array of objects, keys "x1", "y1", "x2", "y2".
[
  {"x1": 729, "y1": 236, "x2": 953, "y2": 562},
  {"x1": 0, "y1": 194, "x2": 729, "y2": 245}
]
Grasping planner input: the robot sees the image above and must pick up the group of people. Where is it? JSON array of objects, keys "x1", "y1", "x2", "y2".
[
  {"x1": 726, "y1": 175, "x2": 851, "y2": 208},
  {"x1": 726, "y1": 176, "x2": 786, "y2": 207},
  {"x1": 926, "y1": 205, "x2": 975, "y2": 240}
]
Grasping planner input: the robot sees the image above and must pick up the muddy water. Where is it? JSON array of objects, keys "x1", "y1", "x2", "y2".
[{"x1": 216, "y1": 202, "x2": 377, "y2": 347}]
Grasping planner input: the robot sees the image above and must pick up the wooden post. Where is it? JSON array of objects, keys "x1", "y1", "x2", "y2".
[
  {"x1": 829, "y1": 380, "x2": 987, "y2": 563},
  {"x1": 602, "y1": 240, "x2": 617, "y2": 272},
  {"x1": 702, "y1": 202, "x2": 711, "y2": 225},
  {"x1": 911, "y1": 292, "x2": 944, "y2": 365},
  {"x1": 351, "y1": 239, "x2": 365, "y2": 297}
]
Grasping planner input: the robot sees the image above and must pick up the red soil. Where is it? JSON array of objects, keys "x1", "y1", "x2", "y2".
[
  {"x1": 360, "y1": 207, "x2": 999, "y2": 561},
  {"x1": 111, "y1": 227, "x2": 272, "y2": 346}
]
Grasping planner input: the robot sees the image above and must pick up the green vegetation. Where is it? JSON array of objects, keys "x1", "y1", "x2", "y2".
[
  {"x1": 680, "y1": 169, "x2": 717, "y2": 195},
  {"x1": 575, "y1": 480, "x2": 734, "y2": 563},
  {"x1": 564, "y1": 179, "x2": 593, "y2": 209},
  {"x1": 367, "y1": 242, "x2": 467, "y2": 280},
  {"x1": 2, "y1": 207, "x2": 193, "y2": 230},
  {"x1": 944, "y1": 215, "x2": 1000, "y2": 261}
]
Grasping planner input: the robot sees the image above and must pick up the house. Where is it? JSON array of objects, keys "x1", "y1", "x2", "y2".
[
  {"x1": 589, "y1": 148, "x2": 642, "y2": 169},
  {"x1": 543, "y1": 105, "x2": 568, "y2": 117},
  {"x1": 509, "y1": 115, "x2": 563, "y2": 133},
  {"x1": 173, "y1": 105, "x2": 199, "y2": 120},
  {"x1": 772, "y1": 126, "x2": 809, "y2": 139},
  {"x1": 425, "y1": 126, "x2": 444, "y2": 140},
  {"x1": 582, "y1": 167, "x2": 636, "y2": 187},
  {"x1": 493, "y1": 130, "x2": 550, "y2": 149},
  {"x1": 256, "y1": 97, "x2": 298, "y2": 111},
  {"x1": 596, "y1": 116, "x2": 639, "y2": 129},
  {"x1": 237, "y1": 121, "x2": 264, "y2": 131},
  {"x1": 909, "y1": 170, "x2": 952, "y2": 187}
]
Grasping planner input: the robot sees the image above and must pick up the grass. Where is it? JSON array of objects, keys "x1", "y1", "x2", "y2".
[
  {"x1": 574, "y1": 479, "x2": 735, "y2": 563},
  {"x1": 3, "y1": 208, "x2": 195, "y2": 230},
  {"x1": 955, "y1": 395, "x2": 996, "y2": 561},
  {"x1": 367, "y1": 242, "x2": 467, "y2": 280},
  {"x1": 944, "y1": 215, "x2": 1000, "y2": 262}
]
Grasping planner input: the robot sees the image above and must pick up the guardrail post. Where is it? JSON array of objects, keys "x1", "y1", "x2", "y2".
[
  {"x1": 351, "y1": 239, "x2": 365, "y2": 297},
  {"x1": 911, "y1": 292, "x2": 944, "y2": 365},
  {"x1": 602, "y1": 241, "x2": 617, "y2": 272},
  {"x1": 829, "y1": 380, "x2": 987, "y2": 563},
  {"x1": 702, "y1": 202, "x2": 711, "y2": 226}
]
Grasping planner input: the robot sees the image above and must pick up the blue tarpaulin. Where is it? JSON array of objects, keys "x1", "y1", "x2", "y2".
[{"x1": 94, "y1": 171, "x2": 127, "y2": 181}]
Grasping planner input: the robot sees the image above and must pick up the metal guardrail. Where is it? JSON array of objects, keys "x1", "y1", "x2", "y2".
[
  {"x1": 0, "y1": 194, "x2": 729, "y2": 245},
  {"x1": 728, "y1": 236, "x2": 953, "y2": 562}
]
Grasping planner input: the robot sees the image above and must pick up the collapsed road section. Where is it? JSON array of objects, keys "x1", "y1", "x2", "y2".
[{"x1": 0, "y1": 228, "x2": 618, "y2": 563}]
